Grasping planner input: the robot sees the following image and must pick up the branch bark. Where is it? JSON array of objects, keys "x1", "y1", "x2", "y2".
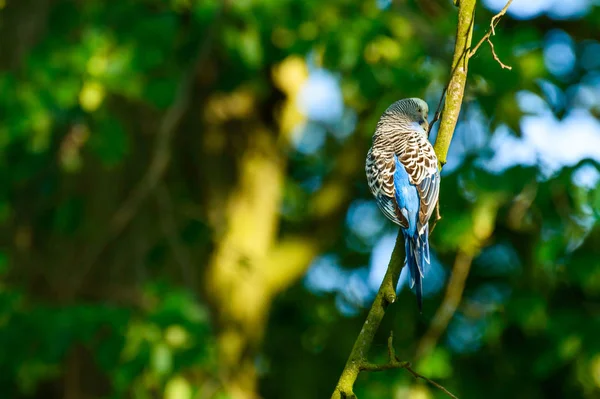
[
  {"x1": 415, "y1": 0, "x2": 515, "y2": 361},
  {"x1": 331, "y1": 232, "x2": 405, "y2": 399},
  {"x1": 331, "y1": 1, "x2": 478, "y2": 397},
  {"x1": 432, "y1": 0, "x2": 476, "y2": 167}
]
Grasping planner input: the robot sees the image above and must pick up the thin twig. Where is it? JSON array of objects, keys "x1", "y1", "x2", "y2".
[
  {"x1": 428, "y1": 84, "x2": 449, "y2": 136},
  {"x1": 432, "y1": 0, "x2": 514, "y2": 138},
  {"x1": 486, "y1": 38, "x2": 512, "y2": 69},
  {"x1": 429, "y1": 200, "x2": 442, "y2": 234},
  {"x1": 360, "y1": 332, "x2": 458, "y2": 399},
  {"x1": 359, "y1": 332, "x2": 410, "y2": 372},
  {"x1": 469, "y1": 0, "x2": 513, "y2": 69},
  {"x1": 331, "y1": 230, "x2": 405, "y2": 399},
  {"x1": 405, "y1": 365, "x2": 459, "y2": 399}
]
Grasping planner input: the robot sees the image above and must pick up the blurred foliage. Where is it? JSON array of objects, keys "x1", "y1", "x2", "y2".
[{"x1": 1, "y1": 0, "x2": 600, "y2": 398}]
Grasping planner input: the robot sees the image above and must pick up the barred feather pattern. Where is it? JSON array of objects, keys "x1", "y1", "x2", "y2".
[
  {"x1": 365, "y1": 100, "x2": 439, "y2": 234},
  {"x1": 365, "y1": 98, "x2": 440, "y2": 311}
]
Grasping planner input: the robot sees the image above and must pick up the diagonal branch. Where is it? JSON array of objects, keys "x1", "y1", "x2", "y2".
[
  {"x1": 330, "y1": 2, "x2": 478, "y2": 397},
  {"x1": 359, "y1": 332, "x2": 458, "y2": 399},
  {"x1": 331, "y1": 231, "x2": 405, "y2": 399},
  {"x1": 432, "y1": 0, "x2": 476, "y2": 168},
  {"x1": 429, "y1": 0, "x2": 513, "y2": 140}
]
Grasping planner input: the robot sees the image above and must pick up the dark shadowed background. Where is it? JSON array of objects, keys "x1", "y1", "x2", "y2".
[{"x1": 1, "y1": 0, "x2": 600, "y2": 398}]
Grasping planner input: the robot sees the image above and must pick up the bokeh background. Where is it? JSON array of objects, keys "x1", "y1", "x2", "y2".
[{"x1": 2, "y1": 0, "x2": 600, "y2": 398}]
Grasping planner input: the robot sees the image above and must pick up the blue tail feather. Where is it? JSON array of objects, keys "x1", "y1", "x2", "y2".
[
  {"x1": 421, "y1": 224, "x2": 430, "y2": 264},
  {"x1": 404, "y1": 227, "x2": 428, "y2": 313}
]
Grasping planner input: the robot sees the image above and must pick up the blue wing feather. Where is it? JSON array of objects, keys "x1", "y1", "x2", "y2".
[
  {"x1": 393, "y1": 154, "x2": 427, "y2": 311},
  {"x1": 392, "y1": 155, "x2": 419, "y2": 236}
]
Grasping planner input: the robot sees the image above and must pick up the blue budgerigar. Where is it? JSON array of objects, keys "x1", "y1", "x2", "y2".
[{"x1": 365, "y1": 98, "x2": 440, "y2": 311}]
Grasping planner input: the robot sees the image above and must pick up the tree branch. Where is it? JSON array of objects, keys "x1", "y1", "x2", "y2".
[
  {"x1": 359, "y1": 332, "x2": 411, "y2": 372},
  {"x1": 331, "y1": 231, "x2": 405, "y2": 399},
  {"x1": 430, "y1": 0, "x2": 513, "y2": 135},
  {"x1": 415, "y1": 1, "x2": 515, "y2": 359},
  {"x1": 432, "y1": 0, "x2": 476, "y2": 167},
  {"x1": 331, "y1": 1, "x2": 478, "y2": 397},
  {"x1": 355, "y1": 332, "x2": 458, "y2": 399}
]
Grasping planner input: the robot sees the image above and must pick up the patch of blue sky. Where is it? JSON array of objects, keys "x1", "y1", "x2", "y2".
[
  {"x1": 443, "y1": 104, "x2": 493, "y2": 174},
  {"x1": 535, "y1": 81, "x2": 565, "y2": 113},
  {"x1": 304, "y1": 255, "x2": 375, "y2": 313},
  {"x1": 304, "y1": 255, "x2": 347, "y2": 294},
  {"x1": 567, "y1": 72, "x2": 600, "y2": 110},
  {"x1": 484, "y1": 0, "x2": 548, "y2": 20},
  {"x1": 376, "y1": 0, "x2": 392, "y2": 11},
  {"x1": 342, "y1": 267, "x2": 373, "y2": 309},
  {"x1": 298, "y1": 68, "x2": 344, "y2": 125},
  {"x1": 335, "y1": 295, "x2": 361, "y2": 317},
  {"x1": 544, "y1": 30, "x2": 576, "y2": 78},
  {"x1": 293, "y1": 65, "x2": 355, "y2": 153},
  {"x1": 484, "y1": 0, "x2": 594, "y2": 20},
  {"x1": 346, "y1": 200, "x2": 386, "y2": 245},
  {"x1": 367, "y1": 233, "x2": 397, "y2": 290},
  {"x1": 568, "y1": 84, "x2": 600, "y2": 110},
  {"x1": 547, "y1": 0, "x2": 594, "y2": 20},
  {"x1": 290, "y1": 122, "x2": 327, "y2": 155},
  {"x1": 480, "y1": 108, "x2": 600, "y2": 176},
  {"x1": 518, "y1": 90, "x2": 551, "y2": 115},
  {"x1": 571, "y1": 163, "x2": 600, "y2": 189}
]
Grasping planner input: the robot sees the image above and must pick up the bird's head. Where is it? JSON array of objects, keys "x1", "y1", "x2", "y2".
[{"x1": 379, "y1": 97, "x2": 430, "y2": 135}]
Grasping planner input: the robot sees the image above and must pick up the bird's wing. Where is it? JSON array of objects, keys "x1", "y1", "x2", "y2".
[
  {"x1": 417, "y1": 169, "x2": 440, "y2": 227},
  {"x1": 366, "y1": 148, "x2": 408, "y2": 228},
  {"x1": 392, "y1": 154, "x2": 420, "y2": 236},
  {"x1": 395, "y1": 132, "x2": 440, "y2": 230}
]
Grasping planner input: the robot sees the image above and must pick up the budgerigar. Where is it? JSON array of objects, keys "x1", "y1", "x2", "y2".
[{"x1": 365, "y1": 98, "x2": 440, "y2": 311}]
